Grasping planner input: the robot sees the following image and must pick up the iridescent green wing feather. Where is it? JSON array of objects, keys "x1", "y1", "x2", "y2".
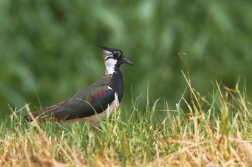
[{"x1": 51, "y1": 85, "x2": 115, "y2": 120}]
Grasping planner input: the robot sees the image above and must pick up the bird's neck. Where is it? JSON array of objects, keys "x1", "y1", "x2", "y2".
[
  {"x1": 103, "y1": 58, "x2": 124, "y2": 102},
  {"x1": 108, "y1": 66, "x2": 124, "y2": 102}
]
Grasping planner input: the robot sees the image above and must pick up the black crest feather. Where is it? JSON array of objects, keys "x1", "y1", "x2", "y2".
[
  {"x1": 96, "y1": 33, "x2": 122, "y2": 53},
  {"x1": 97, "y1": 34, "x2": 108, "y2": 50}
]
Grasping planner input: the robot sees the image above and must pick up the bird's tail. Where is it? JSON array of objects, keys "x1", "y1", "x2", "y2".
[
  {"x1": 22, "y1": 106, "x2": 56, "y2": 122},
  {"x1": 22, "y1": 110, "x2": 46, "y2": 122}
]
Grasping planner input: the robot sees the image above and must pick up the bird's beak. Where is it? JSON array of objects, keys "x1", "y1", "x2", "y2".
[{"x1": 123, "y1": 58, "x2": 134, "y2": 66}]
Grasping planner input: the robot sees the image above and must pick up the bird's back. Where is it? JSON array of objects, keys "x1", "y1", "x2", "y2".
[{"x1": 23, "y1": 74, "x2": 117, "y2": 122}]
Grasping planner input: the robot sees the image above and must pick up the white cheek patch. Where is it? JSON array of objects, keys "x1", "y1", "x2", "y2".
[
  {"x1": 105, "y1": 58, "x2": 117, "y2": 74},
  {"x1": 103, "y1": 50, "x2": 113, "y2": 56}
]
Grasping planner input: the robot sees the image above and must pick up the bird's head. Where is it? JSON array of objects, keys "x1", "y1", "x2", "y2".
[{"x1": 97, "y1": 35, "x2": 133, "y2": 74}]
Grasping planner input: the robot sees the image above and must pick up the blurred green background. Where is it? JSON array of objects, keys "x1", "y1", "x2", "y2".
[{"x1": 0, "y1": 0, "x2": 251, "y2": 120}]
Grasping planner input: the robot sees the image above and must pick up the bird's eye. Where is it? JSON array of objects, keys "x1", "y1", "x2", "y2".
[{"x1": 113, "y1": 52, "x2": 119, "y2": 58}]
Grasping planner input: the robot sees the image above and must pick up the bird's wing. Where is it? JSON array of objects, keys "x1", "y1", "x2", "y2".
[{"x1": 23, "y1": 85, "x2": 116, "y2": 122}]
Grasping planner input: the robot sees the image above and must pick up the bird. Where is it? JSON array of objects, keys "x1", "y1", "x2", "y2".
[{"x1": 23, "y1": 35, "x2": 133, "y2": 124}]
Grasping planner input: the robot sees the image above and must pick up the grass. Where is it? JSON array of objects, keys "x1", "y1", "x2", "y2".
[{"x1": 1, "y1": 75, "x2": 252, "y2": 166}]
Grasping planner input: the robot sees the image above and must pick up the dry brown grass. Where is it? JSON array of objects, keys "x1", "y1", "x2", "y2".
[{"x1": 1, "y1": 78, "x2": 252, "y2": 166}]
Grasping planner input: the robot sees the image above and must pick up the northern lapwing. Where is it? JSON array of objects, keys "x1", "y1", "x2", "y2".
[{"x1": 23, "y1": 35, "x2": 133, "y2": 123}]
